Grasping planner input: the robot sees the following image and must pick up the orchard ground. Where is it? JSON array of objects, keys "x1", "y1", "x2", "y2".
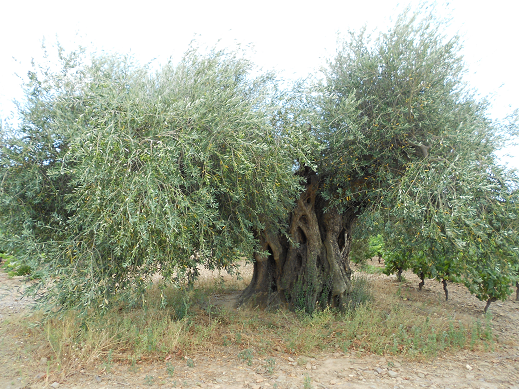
[{"x1": 1, "y1": 258, "x2": 518, "y2": 389}]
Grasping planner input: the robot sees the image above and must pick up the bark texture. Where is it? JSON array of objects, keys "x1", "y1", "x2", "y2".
[
  {"x1": 418, "y1": 273, "x2": 425, "y2": 290},
  {"x1": 442, "y1": 279, "x2": 449, "y2": 301},
  {"x1": 484, "y1": 297, "x2": 497, "y2": 314},
  {"x1": 239, "y1": 170, "x2": 355, "y2": 312}
]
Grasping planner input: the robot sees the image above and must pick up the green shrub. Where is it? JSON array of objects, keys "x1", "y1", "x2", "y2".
[{"x1": 1, "y1": 253, "x2": 32, "y2": 277}]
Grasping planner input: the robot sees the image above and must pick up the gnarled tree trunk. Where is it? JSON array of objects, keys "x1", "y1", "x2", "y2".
[{"x1": 239, "y1": 171, "x2": 355, "y2": 312}]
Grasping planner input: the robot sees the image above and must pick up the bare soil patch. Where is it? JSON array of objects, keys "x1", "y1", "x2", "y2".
[{"x1": 1, "y1": 258, "x2": 518, "y2": 389}]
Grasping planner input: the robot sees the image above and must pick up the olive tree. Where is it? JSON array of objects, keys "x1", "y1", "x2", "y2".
[
  {"x1": 1, "y1": 45, "x2": 312, "y2": 311},
  {"x1": 2, "y1": 7, "x2": 517, "y2": 314},
  {"x1": 242, "y1": 6, "x2": 518, "y2": 312}
]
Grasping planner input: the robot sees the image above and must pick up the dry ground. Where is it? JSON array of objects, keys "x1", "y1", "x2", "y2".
[{"x1": 1, "y1": 258, "x2": 519, "y2": 389}]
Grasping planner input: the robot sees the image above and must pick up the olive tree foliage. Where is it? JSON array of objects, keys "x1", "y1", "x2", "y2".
[
  {"x1": 321, "y1": 7, "x2": 519, "y2": 309},
  {"x1": 0, "y1": 47, "x2": 82, "y2": 254},
  {"x1": 382, "y1": 152, "x2": 519, "y2": 310},
  {"x1": 305, "y1": 6, "x2": 518, "y2": 308},
  {"x1": 0, "y1": 45, "x2": 311, "y2": 311},
  {"x1": 240, "y1": 6, "x2": 518, "y2": 311},
  {"x1": 2, "y1": 7, "x2": 518, "y2": 314}
]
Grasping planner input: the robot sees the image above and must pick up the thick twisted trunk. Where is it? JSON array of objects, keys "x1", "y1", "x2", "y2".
[{"x1": 239, "y1": 171, "x2": 355, "y2": 312}]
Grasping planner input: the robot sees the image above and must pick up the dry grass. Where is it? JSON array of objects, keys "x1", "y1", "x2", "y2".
[{"x1": 2, "y1": 263, "x2": 496, "y2": 378}]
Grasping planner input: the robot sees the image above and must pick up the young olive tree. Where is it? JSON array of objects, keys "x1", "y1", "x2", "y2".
[
  {"x1": 382, "y1": 137, "x2": 519, "y2": 310},
  {"x1": 242, "y1": 6, "x2": 518, "y2": 312}
]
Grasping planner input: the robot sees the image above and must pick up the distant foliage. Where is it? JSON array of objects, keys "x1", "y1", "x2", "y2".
[
  {"x1": 350, "y1": 233, "x2": 384, "y2": 267},
  {"x1": 1, "y1": 253, "x2": 32, "y2": 277}
]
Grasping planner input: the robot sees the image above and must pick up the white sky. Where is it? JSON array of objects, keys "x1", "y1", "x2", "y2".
[{"x1": 1, "y1": 0, "x2": 518, "y2": 167}]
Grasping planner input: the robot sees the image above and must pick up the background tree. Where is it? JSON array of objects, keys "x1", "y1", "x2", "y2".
[{"x1": 381, "y1": 142, "x2": 519, "y2": 310}]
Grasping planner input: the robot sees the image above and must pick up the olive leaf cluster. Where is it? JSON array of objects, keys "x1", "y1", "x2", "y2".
[{"x1": 0, "y1": 46, "x2": 83, "y2": 254}]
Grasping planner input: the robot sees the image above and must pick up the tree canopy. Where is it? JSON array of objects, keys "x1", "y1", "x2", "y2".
[
  {"x1": 1, "y1": 46, "x2": 313, "y2": 310},
  {"x1": 1, "y1": 7, "x2": 518, "y2": 313},
  {"x1": 311, "y1": 7, "x2": 519, "y2": 310}
]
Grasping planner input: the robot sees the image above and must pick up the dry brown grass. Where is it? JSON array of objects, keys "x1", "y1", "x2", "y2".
[{"x1": 2, "y1": 262, "x2": 497, "y2": 379}]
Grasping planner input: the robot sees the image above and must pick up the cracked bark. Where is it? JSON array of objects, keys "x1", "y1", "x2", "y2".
[{"x1": 239, "y1": 170, "x2": 355, "y2": 311}]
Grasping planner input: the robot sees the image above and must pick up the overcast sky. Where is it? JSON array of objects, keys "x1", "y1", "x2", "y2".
[{"x1": 1, "y1": 0, "x2": 517, "y2": 166}]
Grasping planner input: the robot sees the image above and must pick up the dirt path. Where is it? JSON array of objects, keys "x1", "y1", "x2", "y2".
[{"x1": 1, "y1": 263, "x2": 519, "y2": 389}]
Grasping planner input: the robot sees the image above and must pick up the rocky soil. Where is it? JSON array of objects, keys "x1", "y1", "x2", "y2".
[{"x1": 1, "y1": 260, "x2": 518, "y2": 389}]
